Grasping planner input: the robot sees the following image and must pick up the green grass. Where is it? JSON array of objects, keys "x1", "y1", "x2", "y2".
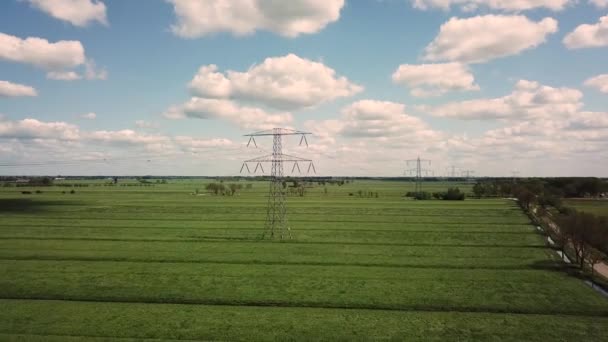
[
  {"x1": 564, "y1": 198, "x2": 608, "y2": 217},
  {"x1": 0, "y1": 179, "x2": 607, "y2": 340}
]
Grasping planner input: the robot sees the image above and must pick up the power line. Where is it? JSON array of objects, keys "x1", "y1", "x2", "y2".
[
  {"x1": 240, "y1": 128, "x2": 315, "y2": 240},
  {"x1": 446, "y1": 165, "x2": 460, "y2": 178}
]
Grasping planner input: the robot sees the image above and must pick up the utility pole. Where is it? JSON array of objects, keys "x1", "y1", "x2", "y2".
[
  {"x1": 240, "y1": 128, "x2": 315, "y2": 240},
  {"x1": 406, "y1": 156, "x2": 431, "y2": 195}
]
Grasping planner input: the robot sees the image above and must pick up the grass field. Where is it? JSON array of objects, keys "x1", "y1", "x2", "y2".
[
  {"x1": 564, "y1": 198, "x2": 608, "y2": 218},
  {"x1": 1, "y1": 179, "x2": 607, "y2": 340}
]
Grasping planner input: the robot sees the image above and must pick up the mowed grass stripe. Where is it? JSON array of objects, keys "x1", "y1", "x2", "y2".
[
  {"x1": 2, "y1": 299, "x2": 608, "y2": 341},
  {"x1": 0, "y1": 239, "x2": 550, "y2": 269},
  {"x1": 0, "y1": 228, "x2": 545, "y2": 246},
  {"x1": 1, "y1": 260, "x2": 607, "y2": 316},
  {"x1": 0, "y1": 215, "x2": 532, "y2": 224}
]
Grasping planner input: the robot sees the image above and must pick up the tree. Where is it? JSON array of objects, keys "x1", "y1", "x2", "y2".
[
  {"x1": 588, "y1": 248, "x2": 606, "y2": 279},
  {"x1": 229, "y1": 183, "x2": 239, "y2": 196},
  {"x1": 472, "y1": 183, "x2": 485, "y2": 198}
]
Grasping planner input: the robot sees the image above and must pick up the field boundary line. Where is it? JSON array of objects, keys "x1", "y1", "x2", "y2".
[{"x1": 1, "y1": 297, "x2": 606, "y2": 318}]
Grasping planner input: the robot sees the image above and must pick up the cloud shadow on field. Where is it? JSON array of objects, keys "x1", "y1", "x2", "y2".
[{"x1": 0, "y1": 198, "x2": 81, "y2": 213}]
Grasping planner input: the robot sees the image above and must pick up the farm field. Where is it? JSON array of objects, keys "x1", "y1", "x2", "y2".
[
  {"x1": 564, "y1": 198, "x2": 608, "y2": 218},
  {"x1": 1, "y1": 179, "x2": 607, "y2": 341}
]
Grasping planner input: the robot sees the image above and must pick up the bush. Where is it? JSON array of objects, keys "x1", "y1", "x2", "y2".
[
  {"x1": 21, "y1": 191, "x2": 32, "y2": 194},
  {"x1": 70, "y1": 189, "x2": 76, "y2": 194},
  {"x1": 434, "y1": 188, "x2": 465, "y2": 201},
  {"x1": 35, "y1": 190, "x2": 42, "y2": 194}
]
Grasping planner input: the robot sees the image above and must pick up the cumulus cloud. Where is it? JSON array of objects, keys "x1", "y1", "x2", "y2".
[
  {"x1": 0, "y1": 32, "x2": 106, "y2": 81},
  {"x1": 83, "y1": 59, "x2": 108, "y2": 80},
  {"x1": 428, "y1": 80, "x2": 583, "y2": 120},
  {"x1": 164, "y1": 97, "x2": 293, "y2": 130},
  {"x1": 80, "y1": 112, "x2": 97, "y2": 120},
  {"x1": 189, "y1": 54, "x2": 362, "y2": 110},
  {"x1": 391, "y1": 63, "x2": 479, "y2": 97},
  {"x1": 46, "y1": 71, "x2": 81, "y2": 81},
  {"x1": 46, "y1": 60, "x2": 106, "y2": 80},
  {"x1": 0, "y1": 118, "x2": 80, "y2": 140},
  {"x1": 339, "y1": 100, "x2": 441, "y2": 140},
  {"x1": 0, "y1": 80, "x2": 38, "y2": 97},
  {"x1": 564, "y1": 15, "x2": 608, "y2": 49},
  {"x1": 26, "y1": 0, "x2": 108, "y2": 27},
  {"x1": 411, "y1": 0, "x2": 571, "y2": 11},
  {"x1": 584, "y1": 74, "x2": 608, "y2": 93},
  {"x1": 135, "y1": 120, "x2": 160, "y2": 129},
  {"x1": 307, "y1": 100, "x2": 443, "y2": 145},
  {"x1": 0, "y1": 32, "x2": 85, "y2": 70},
  {"x1": 168, "y1": 0, "x2": 345, "y2": 38},
  {"x1": 589, "y1": 0, "x2": 608, "y2": 8},
  {"x1": 424, "y1": 15, "x2": 558, "y2": 64}
]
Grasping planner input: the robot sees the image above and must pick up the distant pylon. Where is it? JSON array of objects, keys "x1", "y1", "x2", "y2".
[
  {"x1": 512, "y1": 170, "x2": 520, "y2": 184},
  {"x1": 446, "y1": 165, "x2": 460, "y2": 178},
  {"x1": 406, "y1": 156, "x2": 431, "y2": 194},
  {"x1": 461, "y1": 170, "x2": 475, "y2": 178},
  {"x1": 241, "y1": 128, "x2": 315, "y2": 240}
]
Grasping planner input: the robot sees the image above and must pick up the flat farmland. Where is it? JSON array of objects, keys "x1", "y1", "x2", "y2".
[
  {"x1": 1, "y1": 179, "x2": 607, "y2": 341},
  {"x1": 564, "y1": 198, "x2": 608, "y2": 218}
]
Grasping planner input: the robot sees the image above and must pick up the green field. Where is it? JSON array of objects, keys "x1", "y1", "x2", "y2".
[
  {"x1": 564, "y1": 198, "x2": 608, "y2": 218},
  {"x1": 1, "y1": 179, "x2": 607, "y2": 340}
]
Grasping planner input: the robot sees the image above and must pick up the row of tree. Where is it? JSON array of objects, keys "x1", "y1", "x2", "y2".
[
  {"x1": 204, "y1": 183, "x2": 245, "y2": 196},
  {"x1": 473, "y1": 178, "x2": 607, "y2": 199},
  {"x1": 554, "y1": 210, "x2": 608, "y2": 276},
  {"x1": 406, "y1": 187, "x2": 466, "y2": 201}
]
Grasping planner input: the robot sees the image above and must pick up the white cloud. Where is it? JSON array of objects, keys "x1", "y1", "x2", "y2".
[
  {"x1": 26, "y1": 0, "x2": 107, "y2": 27},
  {"x1": 46, "y1": 60, "x2": 107, "y2": 80},
  {"x1": 84, "y1": 59, "x2": 107, "y2": 80},
  {"x1": 164, "y1": 97, "x2": 293, "y2": 130},
  {"x1": 135, "y1": 120, "x2": 160, "y2": 129},
  {"x1": 189, "y1": 54, "x2": 362, "y2": 110},
  {"x1": 411, "y1": 0, "x2": 572, "y2": 11},
  {"x1": 168, "y1": 0, "x2": 345, "y2": 38},
  {"x1": 80, "y1": 112, "x2": 97, "y2": 120},
  {"x1": 584, "y1": 74, "x2": 608, "y2": 93},
  {"x1": 88, "y1": 130, "x2": 171, "y2": 147},
  {"x1": 310, "y1": 100, "x2": 443, "y2": 144},
  {"x1": 391, "y1": 62, "x2": 479, "y2": 97},
  {"x1": 46, "y1": 71, "x2": 81, "y2": 81},
  {"x1": 429, "y1": 80, "x2": 583, "y2": 120},
  {"x1": 563, "y1": 15, "x2": 608, "y2": 49},
  {"x1": 584, "y1": 74, "x2": 608, "y2": 94},
  {"x1": 0, "y1": 80, "x2": 38, "y2": 97},
  {"x1": 566, "y1": 111, "x2": 608, "y2": 130},
  {"x1": 340, "y1": 100, "x2": 438, "y2": 139},
  {"x1": 0, "y1": 32, "x2": 85, "y2": 70},
  {"x1": 0, "y1": 32, "x2": 106, "y2": 81},
  {"x1": 424, "y1": 15, "x2": 558, "y2": 63},
  {"x1": 0, "y1": 118, "x2": 80, "y2": 140},
  {"x1": 589, "y1": 0, "x2": 608, "y2": 8}
]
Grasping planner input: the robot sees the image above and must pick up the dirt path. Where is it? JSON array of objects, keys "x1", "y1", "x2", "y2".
[{"x1": 540, "y1": 211, "x2": 608, "y2": 280}]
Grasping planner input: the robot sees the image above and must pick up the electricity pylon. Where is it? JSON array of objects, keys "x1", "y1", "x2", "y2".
[
  {"x1": 446, "y1": 165, "x2": 460, "y2": 178},
  {"x1": 406, "y1": 156, "x2": 431, "y2": 195},
  {"x1": 240, "y1": 128, "x2": 315, "y2": 240},
  {"x1": 512, "y1": 170, "x2": 520, "y2": 184},
  {"x1": 462, "y1": 170, "x2": 475, "y2": 179}
]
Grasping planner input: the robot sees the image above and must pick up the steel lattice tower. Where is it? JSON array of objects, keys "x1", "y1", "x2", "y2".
[
  {"x1": 406, "y1": 156, "x2": 431, "y2": 195},
  {"x1": 241, "y1": 128, "x2": 315, "y2": 240}
]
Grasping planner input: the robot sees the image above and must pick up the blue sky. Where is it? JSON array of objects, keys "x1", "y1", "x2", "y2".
[{"x1": 0, "y1": 0, "x2": 607, "y2": 176}]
